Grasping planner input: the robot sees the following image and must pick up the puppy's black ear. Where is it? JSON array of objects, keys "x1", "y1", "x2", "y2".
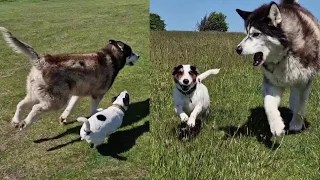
[
  {"x1": 123, "y1": 93, "x2": 130, "y2": 107},
  {"x1": 111, "y1": 95, "x2": 118, "y2": 103},
  {"x1": 172, "y1": 65, "x2": 183, "y2": 75},
  {"x1": 190, "y1": 66, "x2": 199, "y2": 75},
  {"x1": 236, "y1": 9, "x2": 252, "y2": 21}
]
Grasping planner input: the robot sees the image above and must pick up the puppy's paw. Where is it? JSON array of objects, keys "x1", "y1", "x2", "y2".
[
  {"x1": 187, "y1": 117, "x2": 196, "y2": 127},
  {"x1": 180, "y1": 113, "x2": 189, "y2": 122},
  {"x1": 270, "y1": 118, "x2": 285, "y2": 137}
]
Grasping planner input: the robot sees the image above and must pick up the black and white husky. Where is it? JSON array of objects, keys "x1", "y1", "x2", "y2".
[{"x1": 236, "y1": 0, "x2": 320, "y2": 136}]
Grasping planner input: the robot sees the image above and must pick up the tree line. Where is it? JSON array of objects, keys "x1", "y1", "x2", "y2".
[{"x1": 150, "y1": 12, "x2": 228, "y2": 32}]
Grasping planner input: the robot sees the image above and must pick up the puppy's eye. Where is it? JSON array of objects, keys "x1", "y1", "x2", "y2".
[
  {"x1": 177, "y1": 71, "x2": 183, "y2": 75},
  {"x1": 252, "y1": 33, "x2": 260, "y2": 37}
]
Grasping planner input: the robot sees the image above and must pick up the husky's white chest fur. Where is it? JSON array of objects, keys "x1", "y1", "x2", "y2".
[{"x1": 262, "y1": 56, "x2": 317, "y2": 87}]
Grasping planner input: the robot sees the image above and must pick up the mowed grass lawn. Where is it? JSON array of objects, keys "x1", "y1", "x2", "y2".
[
  {"x1": 0, "y1": 0, "x2": 150, "y2": 179},
  {"x1": 150, "y1": 31, "x2": 320, "y2": 179}
]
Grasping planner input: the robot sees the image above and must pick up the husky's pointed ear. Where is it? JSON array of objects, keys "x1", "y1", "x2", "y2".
[
  {"x1": 268, "y1": 2, "x2": 282, "y2": 27},
  {"x1": 116, "y1": 41, "x2": 124, "y2": 51},
  {"x1": 109, "y1": 39, "x2": 116, "y2": 44},
  {"x1": 236, "y1": 9, "x2": 252, "y2": 21}
]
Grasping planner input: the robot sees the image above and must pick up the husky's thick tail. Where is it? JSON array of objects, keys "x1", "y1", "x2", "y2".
[
  {"x1": 197, "y1": 68, "x2": 220, "y2": 83},
  {"x1": 280, "y1": 0, "x2": 298, "y2": 4},
  {"x1": 77, "y1": 117, "x2": 91, "y2": 134},
  {"x1": 0, "y1": 27, "x2": 40, "y2": 65}
]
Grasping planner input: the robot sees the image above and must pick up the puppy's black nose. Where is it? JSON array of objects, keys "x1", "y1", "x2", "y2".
[
  {"x1": 236, "y1": 46, "x2": 243, "y2": 55},
  {"x1": 183, "y1": 79, "x2": 189, "y2": 84}
]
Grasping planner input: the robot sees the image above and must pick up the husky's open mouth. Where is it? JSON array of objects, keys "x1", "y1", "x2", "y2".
[{"x1": 253, "y1": 52, "x2": 264, "y2": 66}]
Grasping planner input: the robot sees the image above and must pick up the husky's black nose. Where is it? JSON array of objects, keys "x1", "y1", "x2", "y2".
[
  {"x1": 236, "y1": 46, "x2": 243, "y2": 55},
  {"x1": 183, "y1": 79, "x2": 189, "y2": 84}
]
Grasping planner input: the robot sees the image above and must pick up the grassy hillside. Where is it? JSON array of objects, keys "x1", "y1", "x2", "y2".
[
  {"x1": 0, "y1": 0, "x2": 150, "y2": 179},
  {"x1": 150, "y1": 31, "x2": 320, "y2": 179}
]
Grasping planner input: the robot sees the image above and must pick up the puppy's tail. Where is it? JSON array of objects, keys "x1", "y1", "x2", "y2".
[
  {"x1": 0, "y1": 27, "x2": 40, "y2": 65},
  {"x1": 197, "y1": 68, "x2": 220, "y2": 83},
  {"x1": 77, "y1": 117, "x2": 91, "y2": 134},
  {"x1": 280, "y1": 0, "x2": 298, "y2": 4}
]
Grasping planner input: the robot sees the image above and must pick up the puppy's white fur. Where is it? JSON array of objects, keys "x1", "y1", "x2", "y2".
[
  {"x1": 77, "y1": 91, "x2": 129, "y2": 148},
  {"x1": 173, "y1": 65, "x2": 220, "y2": 127}
]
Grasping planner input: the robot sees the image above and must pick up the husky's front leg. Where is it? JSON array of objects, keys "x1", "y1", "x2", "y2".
[
  {"x1": 187, "y1": 104, "x2": 202, "y2": 127},
  {"x1": 289, "y1": 81, "x2": 311, "y2": 131},
  {"x1": 263, "y1": 78, "x2": 285, "y2": 136},
  {"x1": 59, "y1": 96, "x2": 80, "y2": 124},
  {"x1": 90, "y1": 94, "x2": 104, "y2": 115}
]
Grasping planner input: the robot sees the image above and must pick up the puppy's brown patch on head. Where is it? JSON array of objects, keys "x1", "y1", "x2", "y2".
[
  {"x1": 172, "y1": 65, "x2": 183, "y2": 83},
  {"x1": 190, "y1": 66, "x2": 199, "y2": 82}
]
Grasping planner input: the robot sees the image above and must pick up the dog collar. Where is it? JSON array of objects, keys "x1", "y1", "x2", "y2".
[
  {"x1": 178, "y1": 84, "x2": 197, "y2": 98},
  {"x1": 112, "y1": 104, "x2": 126, "y2": 113}
]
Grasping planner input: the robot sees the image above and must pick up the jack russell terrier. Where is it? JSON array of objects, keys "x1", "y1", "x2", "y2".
[
  {"x1": 77, "y1": 90, "x2": 129, "y2": 148},
  {"x1": 172, "y1": 65, "x2": 220, "y2": 127}
]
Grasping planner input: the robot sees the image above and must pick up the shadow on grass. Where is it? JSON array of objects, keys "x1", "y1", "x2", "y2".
[
  {"x1": 219, "y1": 107, "x2": 310, "y2": 150},
  {"x1": 34, "y1": 99, "x2": 150, "y2": 159},
  {"x1": 97, "y1": 121, "x2": 149, "y2": 159}
]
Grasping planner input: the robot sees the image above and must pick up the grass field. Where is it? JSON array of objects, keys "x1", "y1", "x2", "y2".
[
  {"x1": 0, "y1": 0, "x2": 150, "y2": 179},
  {"x1": 150, "y1": 31, "x2": 320, "y2": 179}
]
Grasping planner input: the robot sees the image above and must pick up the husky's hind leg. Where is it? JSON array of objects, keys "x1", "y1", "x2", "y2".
[{"x1": 289, "y1": 82, "x2": 311, "y2": 131}]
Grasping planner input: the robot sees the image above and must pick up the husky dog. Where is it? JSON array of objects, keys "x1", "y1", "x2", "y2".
[
  {"x1": 172, "y1": 64, "x2": 220, "y2": 127},
  {"x1": 0, "y1": 27, "x2": 139, "y2": 129},
  {"x1": 236, "y1": 0, "x2": 320, "y2": 136},
  {"x1": 77, "y1": 91, "x2": 129, "y2": 148}
]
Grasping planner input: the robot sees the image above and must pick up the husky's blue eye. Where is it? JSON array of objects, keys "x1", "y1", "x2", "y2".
[{"x1": 252, "y1": 33, "x2": 260, "y2": 37}]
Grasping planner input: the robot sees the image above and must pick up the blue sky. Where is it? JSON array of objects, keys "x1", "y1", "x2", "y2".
[{"x1": 150, "y1": 0, "x2": 320, "y2": 32}]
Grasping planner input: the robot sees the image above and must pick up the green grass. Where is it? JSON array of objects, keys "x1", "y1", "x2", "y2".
[
  {"x1": 150, "y1": 31, "x2": 320, "y2": 179},
  {"x1": 0, "y1": 0, "x2": 150, "y2": 179}
]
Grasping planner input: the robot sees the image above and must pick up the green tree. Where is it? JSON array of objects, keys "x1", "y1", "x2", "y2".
[
  {"x1": 150, "y1": 13, "x2": 166, "y2": 31},
  {"x1": 197, "y1": 12, "x2": 228, "y2": 32}
]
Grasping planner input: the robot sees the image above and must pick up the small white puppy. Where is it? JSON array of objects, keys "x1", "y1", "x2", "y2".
[
  {"x1": 77, "y1": 91, "x2": 129, "y2": 148},
  {"x1": 172, "y1": 65, "x2": 220, "y2": 127}
]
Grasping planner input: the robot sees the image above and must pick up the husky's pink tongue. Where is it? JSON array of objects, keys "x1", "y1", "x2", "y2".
[{"x1": 253, "y1": 52, "x2": 264, "y2": 66}]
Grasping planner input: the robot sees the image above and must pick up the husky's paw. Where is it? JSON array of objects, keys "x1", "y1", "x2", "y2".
[
  {"x1": 59, "y1": 116, "x2": 68, "y2": 125},
  {"x1": 16, "y1": 122, "x2": 27, "y2": 131},
  {"x1": 270, "y1": 119, "x2": 285, "y2": 136},
  {"x1": 180, "y1": 113, "x2": 189, "y2": 122},
  {"x1": 187, "y1": 117, "x2": 196, "y2": 127},
  {"x1": 11, "y1": 117, "x2": 21, "y2": 128},
  {"x1": 289, "y1": 119, "x2": 303, "y2": 132}
]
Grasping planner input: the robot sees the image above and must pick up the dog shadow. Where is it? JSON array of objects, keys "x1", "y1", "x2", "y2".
[
  {"x1": 34, "y1": 99, "x2": 150, "y2": 157},
  {"x1": 97, "y1": 121, "x2": 150, "y2": 159},
  {"x1": 219, "y1": 107, "x2": 310, "y2": 150},
  {"x1": 121, "y1": 98, "x2": 150, "y2": 127}
]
